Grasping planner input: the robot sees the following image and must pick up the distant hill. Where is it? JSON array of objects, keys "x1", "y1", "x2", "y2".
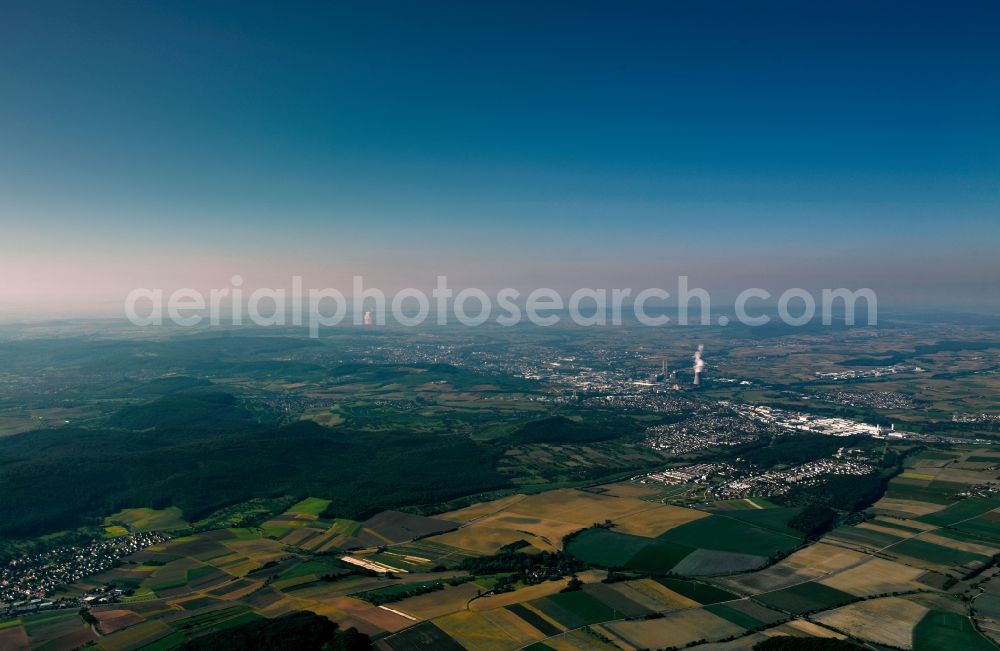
[{"x1": 0, "y1": 420, "x2": 508, "y2": 538}]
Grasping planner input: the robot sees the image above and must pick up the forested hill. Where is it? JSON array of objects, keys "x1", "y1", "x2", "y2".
[{"x1": 0, "y1": 416, "x2": 508, "y2": 538}]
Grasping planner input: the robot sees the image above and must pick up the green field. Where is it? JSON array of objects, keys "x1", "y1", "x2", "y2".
[
  {"x1": 717, "y1": 507, "x2": 803, "y2": 537},
  {"x1": 21, "y1": 610, "x2": 81, "y2": 632},
  {"x1": 187, "y1": 566, "x2": 217, "y2": 582},
  {"x1": 532, "y1": 590, "x2": 618, "y2": 628},
  {"x1": 886, "y1": 481, "x2": 967, "y2": 505},
  {"x1": 869, "y1": 518, "x2": 926, "y2": 534},
  {"x1": 891, "y1": 538, "x2": 991, "y2": 567},
  {"x1": 827, "y1": 525, "x2": 902, "y2": 548},
  {"x1": 624, "y1": 541, "x2": 694, "y2": 573},
  {"x1": 754, "y1": 582, "x2": 855, "y2": 614},
  {"x1": 705, "y1": 602, "x2": 766, "y2": 629},
  {"x1": 657, "y1": 514, "x2": 803, "y2": 557},
  {"x1": 178, "y1": 596, "x2": 223, "y2": 610},
  {"x1": 566, "y1": 528, "x2": 655, "y2": 568},
  {"x1": 914, "y1": 610, "x2": 995, "y2": 651},
  {"x1": 286, "y1": 496, "x2": 332, "y2": 516},
  {"x1": 671, "y1": 549, "x2": 768, "y2": 575},
  {"x1": 148, "y1": 578, "x2": 188, "y2": 592},
  {"x1": 947, "y1": 516, "x2": 1000, "y2": 546},
  {"x1": 278, "y1": 557, "x2": 348, "y2": 581},
  {"x1": 139, "y1": 632, "x2": 188, "y2": 651},
  {"x1": 916, "y1": 498, "x2": 1000, "y2": 526}
]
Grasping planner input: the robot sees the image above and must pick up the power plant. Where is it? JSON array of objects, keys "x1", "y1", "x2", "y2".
[{"x1": 693, "y1": 344, "x2": 705, "y2": 385}]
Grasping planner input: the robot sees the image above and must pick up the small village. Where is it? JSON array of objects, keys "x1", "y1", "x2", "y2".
[{"x1": 0, "y1": 532, "x2": 169, "y2": 616}]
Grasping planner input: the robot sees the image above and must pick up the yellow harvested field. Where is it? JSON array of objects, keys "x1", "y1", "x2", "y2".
[
  {"x1": 900, "y1": 471, "x2": 937, "y2": 481},
  {"x1": 478, "y1": 608, "x2": 548, "y2": 646},
  {"x1": 873, "y1": 498, "x2": 945, "y2": 517},
  {"x1": 607, "y1": 608, "x2": 744, "y2": 648},
  {"x1": 390, "y1": 583, "x2": 481, "y2": 620},
  {"x1": 434, "y1": 610, "x2": 530, "y2": 651},
  {"x1": 918, "y1": 533, "x2": 999, "y2": 556},
  {"x1": 855, "y1": 521, "x2": 920, "y2": 539},
  {"x1": 764, "y1": 620, "x2": 845, "y2": 639},
  {"x1": 505, "y1": 489, "x2": 656, "y2": 525},
  {"x1": 590, "y1": 624, "x2": 641, "y2": 651},
  {"x1": 716, "y1": 543, "x2": 866, "y2": 594},
  {"x1": 96, "y1": 620, "x2": 172, "y2": 651},
  {"x1": 469, "y1": 580, "x2": 568, "y2": 611},
  {"x1": 546, "y1": 629, "x2": 620, "y2": 650},
  {"x1": 818, "y1": 557, "x2": 928, "y2": 596},
  {"x1": 613, "y1": 504, "x2": 709, "y2": 537},
  {"x1": 428, "y1": 525, "x2": 556, "y2": 555},
  {"x1": 576, "y1": 569, "x2": 609, "y2": 583},
  {"x1": 612, "y1": 578, "x2": 700, "y2": 611},
  {"x1": 213, "y1": 557, "x2": 260, "y2": 577},
  {"x1": 814, "y1": 597, "x2": 928, "y2": 649},
  {"x1": 596, "y1": 482, "x2": 662, "y2": 499},
  {"x1": 474, "y1": 512, "x2": 582, "y2": 547},
  {"x1": 438, "y1": 494, "x2": 530, "y2": 522},
  {"x1": 296, "y1": 595, "x2": 413, "y2": 634},
  {"x1": 769, "y1": 542, "x2": 866, "y2": 574},
  {"x1": 430, "y1": 488, "x2": 701, "y2": 552}
]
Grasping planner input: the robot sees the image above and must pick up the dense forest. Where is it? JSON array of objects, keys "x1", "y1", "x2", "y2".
[
  {"x1": 735, "y1": 434, "x2": 866, "y2": 468},
  {"x1": 508, "y1": 415, "x2": 622, "y2": 445},
  {"x1": 0, "y1": 393, "x2": 509, "y2": 537}
]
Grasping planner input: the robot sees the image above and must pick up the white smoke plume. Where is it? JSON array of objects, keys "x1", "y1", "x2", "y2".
[{"x1": 693, "y1": 344, "x2": 705, "y2": 385}]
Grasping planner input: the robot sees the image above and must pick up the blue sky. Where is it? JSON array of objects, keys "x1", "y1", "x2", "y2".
[{"x1": 0, "y1": 1, "x2": 997, "y2": 308}]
